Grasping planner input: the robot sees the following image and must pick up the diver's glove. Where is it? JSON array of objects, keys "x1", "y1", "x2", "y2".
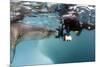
[{"x1": 64, "y1": 35, "x2": 72, "y2": 41}]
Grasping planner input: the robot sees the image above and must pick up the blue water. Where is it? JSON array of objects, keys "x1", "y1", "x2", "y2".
[{"x1": 11, "y1": 7, "x2": 95, "y2": 66}]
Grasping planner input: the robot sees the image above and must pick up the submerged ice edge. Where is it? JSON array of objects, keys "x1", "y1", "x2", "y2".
[{"x1": 11, "y1": 40, "x2": 54, "y2": 66}]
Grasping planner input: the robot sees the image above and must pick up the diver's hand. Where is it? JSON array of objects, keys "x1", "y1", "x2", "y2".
[{"x1": 82, "y1": 22, "x2": 95, "y2": 30}]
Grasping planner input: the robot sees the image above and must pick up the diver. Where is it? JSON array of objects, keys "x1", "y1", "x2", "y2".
[
  {"x1": 56, "y1": 10, "x2": 95, "y2": 41},
  {"x1": 56, "y1": 10, "x2": 79, "y2": 41}
]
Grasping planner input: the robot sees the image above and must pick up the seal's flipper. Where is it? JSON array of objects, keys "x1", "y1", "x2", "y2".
[
  {"x1": 10, "y1": 34, "x2": 22, "y2": 64},
  {"x1": 10, "y1": 46, "x2": 16, "y2": 64}
]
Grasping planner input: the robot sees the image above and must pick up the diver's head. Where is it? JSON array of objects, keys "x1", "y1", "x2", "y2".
[{"x1": 67, "y1": 9, "x2": 78, "y2": 16}]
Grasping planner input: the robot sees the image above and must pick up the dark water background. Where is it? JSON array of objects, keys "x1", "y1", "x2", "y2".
[{"x1": 11, "y1": 4, "x2": 95, "y2": 66}]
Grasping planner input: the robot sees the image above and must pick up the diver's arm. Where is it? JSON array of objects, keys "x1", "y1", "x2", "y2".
[{"x1": 82, "y1": 22, "x2": 95, "y2": 30}]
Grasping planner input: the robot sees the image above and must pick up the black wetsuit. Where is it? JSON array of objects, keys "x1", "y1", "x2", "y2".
[
  {"x1": 63, "y1": 17, "x2": 81, "y2": 34},
  {"x1": 56, "y1": 15, "x2": 82, "y2": 38}
]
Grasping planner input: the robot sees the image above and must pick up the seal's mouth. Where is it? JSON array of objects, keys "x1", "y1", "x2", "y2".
[{"x1": 47, "y1": 29, "x2": 57, "y2": 36}]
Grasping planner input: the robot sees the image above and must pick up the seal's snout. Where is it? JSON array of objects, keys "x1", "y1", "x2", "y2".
[
  {"x1": 49, "y1": 29, "x2": 56, "y2": 34},
  {"x1": 47, "y1": 29, "x2": 57, "y2": 36}
]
